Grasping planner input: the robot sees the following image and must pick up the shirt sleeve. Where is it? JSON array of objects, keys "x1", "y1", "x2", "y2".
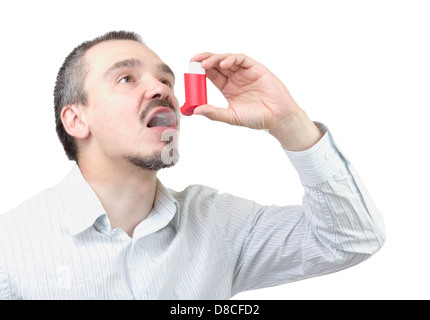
[
  {"x1": 220, "y1": 122, "x2": 386, "y2": 295},
  {"x1": 0, "y1": 259, "x2": 12, "y2": 300}
]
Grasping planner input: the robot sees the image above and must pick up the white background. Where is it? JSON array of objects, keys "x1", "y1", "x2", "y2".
[{"x1": 0, "y1": 0, "x2": 429, "y2": 300}]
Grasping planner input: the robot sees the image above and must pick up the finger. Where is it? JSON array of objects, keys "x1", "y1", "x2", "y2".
[
  {"x1": 193, "y1": 104, "x2": 237, "y2": 125},
  {"x1": 219, "y1": 54, "x2": 250, "y2": 70},
  {"x1": 190, "y1": 52, "x2": 214, "y2": 63},
  {"x1": 192, "y1": 53, "x2": 254, "y2": 70},
  {"x1": 200, "y1": 53, "x2": 234, "y2": 70},
  {"x1": 206, "y1": 68, "x2": 228, "y2": 91},
  {"x1": 191, "y1": 53, "x2": 233, "y2": 78},
  {"x1": 204, "y1": 54, "x2": 255, "y2": 80},
  {"x1": 202, "y1": 54, "x2": 240, "y2": 80},
  {"x1": 191, "y1": 53, "x2": 253, "y2": 89}
]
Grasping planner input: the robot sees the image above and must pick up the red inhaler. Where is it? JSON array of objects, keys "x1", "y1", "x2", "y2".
[{"x1": 180, "y1": 62, "x2": 207, "y2": 116}]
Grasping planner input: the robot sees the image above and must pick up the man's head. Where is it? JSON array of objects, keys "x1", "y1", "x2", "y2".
[{"x1": 54, "y1": 31, "x2": 179, "y2": 170}]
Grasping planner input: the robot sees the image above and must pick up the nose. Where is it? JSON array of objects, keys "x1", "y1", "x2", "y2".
[{"x1": 144, "y1": 76, "x2": 171, "y2": 101}]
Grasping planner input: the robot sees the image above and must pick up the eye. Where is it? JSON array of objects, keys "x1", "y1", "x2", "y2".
[
  {"x1": 160, "y1": 78, "x2": 172, "y2": 87},
  {"x1": 119, "y1": 75, "x2": 134, "y2": 83}
]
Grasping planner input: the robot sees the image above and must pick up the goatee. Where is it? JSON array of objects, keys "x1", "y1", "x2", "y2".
[{"x1": 123, "y1": 128, "x2": 180, "y2": 171}]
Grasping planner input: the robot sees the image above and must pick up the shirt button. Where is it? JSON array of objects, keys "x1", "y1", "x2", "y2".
[
  {"x1": 141, "y1": 293, "x2": 149, "y2": 300},
  {"x1": 325, "y1": 152, "x2": 332, "y2": 160}
]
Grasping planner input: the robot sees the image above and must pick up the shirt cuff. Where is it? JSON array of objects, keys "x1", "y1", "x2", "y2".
[{"x1": 284, "y1": 122, "x2": 348, "y2": 185}]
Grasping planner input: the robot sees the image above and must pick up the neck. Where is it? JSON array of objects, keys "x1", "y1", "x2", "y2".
[{"x1": 78, "y1": 158, "x2": 158, "y2": 238}]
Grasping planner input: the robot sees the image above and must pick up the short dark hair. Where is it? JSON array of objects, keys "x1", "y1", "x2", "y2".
[{"x1": 54, "y1": 31, "x2": 144, "y2": 161}]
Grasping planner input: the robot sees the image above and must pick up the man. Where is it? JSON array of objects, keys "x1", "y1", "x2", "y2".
[{"x1": 0, "y1": 31, "x2": 385, "y2": 299}]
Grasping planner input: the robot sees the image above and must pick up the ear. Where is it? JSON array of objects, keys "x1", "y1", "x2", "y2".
[{"x1": 61, "y1": 105, "x2": 90, "y2": 139}]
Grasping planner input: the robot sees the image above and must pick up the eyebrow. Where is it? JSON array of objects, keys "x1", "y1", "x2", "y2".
[
  {"x1": 103, "y1": 58, "x2": 175, "y2": 80},
  {"x1": 160, "y1": 63, "x2": 175, "y2": 80},
  {"x1": 104, "y1": 58, "x2": 141, "y2": 78}
]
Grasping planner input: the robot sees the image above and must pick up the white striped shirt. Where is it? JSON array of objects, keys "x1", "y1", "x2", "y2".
[{"x1": 0, "y1": 124, "x2": 385, "y2": 299}]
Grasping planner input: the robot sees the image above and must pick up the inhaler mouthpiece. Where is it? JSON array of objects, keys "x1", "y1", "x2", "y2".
[{"x1": 180, "y1": 62, "x2": 207, "y2": 116}]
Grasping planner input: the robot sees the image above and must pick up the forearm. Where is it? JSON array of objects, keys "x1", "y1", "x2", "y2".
[
  {"x1": 216, "y1": 123, "x2": 386, "y2": 293},
  {"x1": 285, "y1": 123, "x2": 386, "y2": 254},
  {"x1": 269, "y1": 106, "x2": 323, "y2": 152}
]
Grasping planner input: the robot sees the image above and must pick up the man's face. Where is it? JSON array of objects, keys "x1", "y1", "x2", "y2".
[{"x1": 81, "y1": 40, "x2": 180, "y2": 170}]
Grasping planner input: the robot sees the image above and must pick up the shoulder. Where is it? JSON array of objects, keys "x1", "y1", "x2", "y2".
[
  {"x1": 168, "y1": 183, "x2": 260, "y2": 213},
  {"x1": 0, "y1": 187, "x2": 64, "y2": 242},
  {"x1": 167, "y1": 183, "x2": 261, "y2": 229},
  {"x1": 168, "y1": 184, "x2": 219, "y2": 204}
]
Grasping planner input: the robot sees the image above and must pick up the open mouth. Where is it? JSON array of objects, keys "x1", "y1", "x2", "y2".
[{"x1": 146, "y1": 107, "x2": 177, "y2": 129}]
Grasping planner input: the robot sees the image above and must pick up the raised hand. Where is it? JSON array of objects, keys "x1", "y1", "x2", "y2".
[{"x1": 191, "y1": 53, "x2": 322, "y2": 151}]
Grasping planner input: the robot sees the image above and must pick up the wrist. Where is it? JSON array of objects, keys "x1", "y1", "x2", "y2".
[{"x1": 269, "y1": 108, "x2": 323, "y2": 151}]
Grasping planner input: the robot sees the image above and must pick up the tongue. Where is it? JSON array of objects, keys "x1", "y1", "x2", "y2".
[{"x1": 147, "y1": 111, "x2": 176, "y2": 128}]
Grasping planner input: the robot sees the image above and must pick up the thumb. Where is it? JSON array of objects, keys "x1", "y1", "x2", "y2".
[{"x1": 193, "y1": 104, "x2": 236, "y2": 125}]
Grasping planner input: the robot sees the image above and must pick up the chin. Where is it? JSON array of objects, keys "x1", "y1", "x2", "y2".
[{"x1": 123, "y1": 146, "x2": 180, "y2": 171}]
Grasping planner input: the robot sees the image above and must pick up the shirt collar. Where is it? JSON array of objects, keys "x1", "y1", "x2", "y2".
[
  {"x1": 58, "y1": 165, "x2": 106, "y2": 236},
  {"x1": 132, "y1": 179, "x2": 180, "y2": 239},
  {"x1": 57, "y1": 164, "x2": 180, "y2": 236},
  {"x1": 153, "y1": 179, "x2": 180, "y2": 231}
]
